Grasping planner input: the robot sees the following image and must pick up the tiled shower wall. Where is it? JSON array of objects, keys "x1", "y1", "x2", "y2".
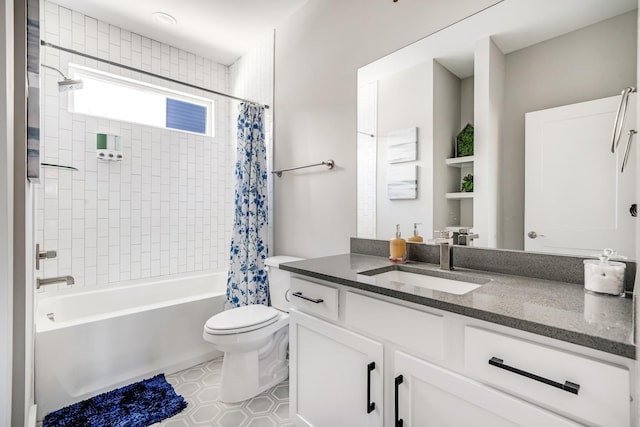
[
  {"x1": 35, "y1": 1, "x2": 261, "y2": 290},
  {"x1": 357, "y1": 81, "x2": 377, "y2": 239}
]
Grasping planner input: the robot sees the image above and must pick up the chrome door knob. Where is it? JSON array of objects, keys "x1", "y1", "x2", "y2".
[{"x1": 527, "y1": 231, "x2": 545, "y2": 239}]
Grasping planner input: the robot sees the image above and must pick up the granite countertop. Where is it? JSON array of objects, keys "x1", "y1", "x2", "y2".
[{"x1": 280, "y1": 253, "x2": 635, "y2": 359}]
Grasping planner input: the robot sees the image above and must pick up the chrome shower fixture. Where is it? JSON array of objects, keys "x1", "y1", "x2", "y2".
[{"x1": 41, "y1": 64, "x2": 83, "y2": 91}]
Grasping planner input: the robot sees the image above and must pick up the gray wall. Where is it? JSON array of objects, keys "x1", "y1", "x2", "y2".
[
  {"x1": 432, "y1": 60, "x2": 462, "y2": 231},
  {"x1": 0, "y1": 0, "x2": 13, "y2": 424},
  {"x1": 501, "y1": 10, "x2": 637, "y2": 249},
  {"x1": 273, "y1": 0, "x2": 499, "y2": 258},
  {"x1": 12, "y1": 0, "x2": 31, "y2": 424}
]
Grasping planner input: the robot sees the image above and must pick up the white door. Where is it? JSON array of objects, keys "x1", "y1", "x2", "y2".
[
  {"x1": 525, "y1": 94, "x2": 636, "y2": 257},
  {"x1": 393, "y1": 351, "x2": 580, "y2": 426},
  {"x1": 289, "y1": 310, "x2": 383, "y2": 427}
]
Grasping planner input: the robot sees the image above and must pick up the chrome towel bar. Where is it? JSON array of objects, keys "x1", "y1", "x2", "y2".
[
  {"x1": 610, "y1": 86, "x2": 636, "y2": 153},
  {"x1": 272, "y1": 159, "x2": 334, "y2": 177}
]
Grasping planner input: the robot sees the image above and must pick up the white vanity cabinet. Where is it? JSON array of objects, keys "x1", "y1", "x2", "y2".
[
  {"x1": 289, "y1": 310, "x2": 384, "y2": 426},
  {"x1": 289, "y1": 278, "x2": 384, "y2": 426},
  {"x1": 288, "y1": 276, "x2": 633, "y2": 427},
  {"x1": 394, "y1": 351, "x2": 580, "y2": 426},
  {"x1": 464, "y1": 327, "x2": 631, "y2": 426}
]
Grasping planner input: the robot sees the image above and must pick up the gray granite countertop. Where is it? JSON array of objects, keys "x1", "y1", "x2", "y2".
[{"x1": 280, "y1": 253, "x2": 635, "y2": 359}]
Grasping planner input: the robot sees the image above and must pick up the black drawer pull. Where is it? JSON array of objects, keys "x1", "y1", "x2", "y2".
[
  {"x1": 292, "y1": 291, "x2": 324, "y2": 304},
  {"x1": 395, "y1": 375, "x2": 404, "y2": 427},
  {"x1": 367, "y1": 362, "x2": 376, "y2": 414},
  {"x1": 489, "y1": 357, "x2": 580, "y2": 395}
]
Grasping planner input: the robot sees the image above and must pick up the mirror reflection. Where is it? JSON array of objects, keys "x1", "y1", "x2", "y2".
[{"x1": 357, "y1": 0, "x2": 638, "y2": 259}]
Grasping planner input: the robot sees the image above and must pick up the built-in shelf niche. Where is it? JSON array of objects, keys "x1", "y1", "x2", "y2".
[
  {"x1": 445, "y1": 156, "x2": 474, "y2": 168},
  {"x1": 445, "y1": 191, "x2": 474, "y2": 200}
]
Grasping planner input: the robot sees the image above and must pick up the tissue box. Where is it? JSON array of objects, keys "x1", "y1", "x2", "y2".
[{"x1": 583, "y1": 259, "x2": 625, "y2": 296}]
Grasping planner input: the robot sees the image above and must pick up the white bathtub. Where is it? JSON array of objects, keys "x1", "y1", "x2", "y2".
[{"x1": 35, "y1": 271, "x2": 226, "y2": 420}]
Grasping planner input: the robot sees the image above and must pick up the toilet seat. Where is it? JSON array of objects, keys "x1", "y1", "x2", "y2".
[{"x1": 204, "y1": 304, "x2": 280, "y2": 335}]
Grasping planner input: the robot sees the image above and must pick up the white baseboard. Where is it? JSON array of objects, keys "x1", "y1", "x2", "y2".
[{"x1": 28, "y1": 404, "x2": 37, "y2": 426}]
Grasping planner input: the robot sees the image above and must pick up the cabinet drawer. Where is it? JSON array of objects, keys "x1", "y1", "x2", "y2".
[
  {"x1": 464, "y1": 327, "x2": 630, "y2": 427},
  {"x1": 290, "y1": 277, "x2": 339, "y2": 321},
  {"x1": 345, "y1": 291, "x2": 444, "y2": 361}
]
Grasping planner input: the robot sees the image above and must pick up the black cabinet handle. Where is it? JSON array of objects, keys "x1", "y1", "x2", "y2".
[
  {"x1": 367, "y1": 362, "x2": 376, "y2": 414},
  {"x1": 395, "y1": 374, "x2": 404, "y2": 427},
  {"x1": 488, "y1": 357, "x2": 580, "y2": 395},
  {"x1": 292, "y1": 291, "x2": 324, "y2": 304}
]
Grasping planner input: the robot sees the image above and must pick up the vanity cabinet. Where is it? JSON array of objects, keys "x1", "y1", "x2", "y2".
[
  {"x1": 394, "y1": 351, "x2": 579, "y2": 426},
  {"x1": 288, "y1": 276, "x2": 633, "y2": 427},
  {"x1": 464, "y1": 327, "x2": 631, "y2": 426},
  {"x1": 289, "y1": 310, "x2": 383, "y2": 426}
]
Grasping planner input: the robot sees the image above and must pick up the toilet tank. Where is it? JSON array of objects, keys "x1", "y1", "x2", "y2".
[{"x1": 265, "y1": 256, "x2": 303, "y2": 312}]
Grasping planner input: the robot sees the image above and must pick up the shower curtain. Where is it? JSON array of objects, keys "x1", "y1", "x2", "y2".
[{"x1": 225, "y1": 103, "x2": 270, "y2": 308}]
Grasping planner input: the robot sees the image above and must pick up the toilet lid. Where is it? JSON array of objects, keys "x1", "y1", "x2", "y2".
[{"x1": 205, "y1": 304, "x2": 279, "y2": 334}]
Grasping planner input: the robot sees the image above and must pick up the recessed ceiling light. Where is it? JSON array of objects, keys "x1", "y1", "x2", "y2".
[{"x1": 152, "y1": 12, "x2": 177, "y2": 26}]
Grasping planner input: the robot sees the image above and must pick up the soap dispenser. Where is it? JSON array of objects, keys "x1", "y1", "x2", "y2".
[
  {"x1": 389, "y1": 224, "x2": 407, "y2": 263},
  {"x1": 407, "y1": 223, "x2": 423, "y2": 243},
  {"x1": 583, "y1": 248, "x2": 626, "y2": 296}
]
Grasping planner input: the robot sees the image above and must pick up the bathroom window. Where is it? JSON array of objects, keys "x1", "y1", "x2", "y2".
[{"x1": 68, "y1": 64, "x2": 214, "y2": 136}]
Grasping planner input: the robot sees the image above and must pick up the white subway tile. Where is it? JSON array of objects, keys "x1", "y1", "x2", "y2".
[
  {"x1": 85, "y1": 228, "x2": 97, "y2": 250},
  {"x1": 72, "y1": 237, "x2": 85, "y2": 258},
  {"x1": 37, "y1": 3, "x2": 261, "y2": 288}
]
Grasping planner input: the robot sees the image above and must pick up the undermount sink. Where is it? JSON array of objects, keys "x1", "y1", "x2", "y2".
[{"x1": 359, "y1": 265, "x2": 490, "y2": 295}]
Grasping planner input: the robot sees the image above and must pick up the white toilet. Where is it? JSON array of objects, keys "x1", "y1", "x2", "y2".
[{"x1": 202, "y1": 256, "x2": 302, "y2": 402}]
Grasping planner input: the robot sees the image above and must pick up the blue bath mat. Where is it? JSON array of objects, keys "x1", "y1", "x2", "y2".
[{"x1": 43, "y1": 373, "x2": 187, "y2": 427}]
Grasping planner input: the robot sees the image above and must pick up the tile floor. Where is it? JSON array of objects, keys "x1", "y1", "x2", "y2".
[
  {"x1": 156, "y1": 357, "x2": 295, "y2": 427},
  {"x1": 38, "y1": 357, "x2": 294, "y2": 427}
]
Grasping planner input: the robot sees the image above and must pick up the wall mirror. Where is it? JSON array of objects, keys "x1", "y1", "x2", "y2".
[{"x1": 357, "y1": 0, "x2": 638, "y2": 259}]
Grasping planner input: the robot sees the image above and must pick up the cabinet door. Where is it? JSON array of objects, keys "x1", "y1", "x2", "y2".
[
  {"x1": 394, "y1": 351, "x2": 580, "y2": 427},
  {"x1": 290, "y1": 309, "x2": 383, "y2": 427}
]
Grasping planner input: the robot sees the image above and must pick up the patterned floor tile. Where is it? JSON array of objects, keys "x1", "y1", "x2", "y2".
[
  {"x1": 37, "y1": 357, "x2": 292, "y2": 427},
  {"x1": 156, "y1": 357, "x2": 293, "y2": 427}
]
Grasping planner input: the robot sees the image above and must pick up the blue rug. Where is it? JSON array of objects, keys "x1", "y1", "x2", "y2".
[{"x1": 43, "y1": 374, "x2": 187, "y2": 427}]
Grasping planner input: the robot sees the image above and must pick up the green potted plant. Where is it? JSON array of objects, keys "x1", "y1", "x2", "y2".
[{"x1": 461, "y1": 174, "x2": 473, "y2": 192}]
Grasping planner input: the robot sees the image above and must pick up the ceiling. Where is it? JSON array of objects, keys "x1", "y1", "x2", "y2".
[
  {"x1": 359, "y1": 0, "x2": 637, "y2": 82},
  {"x1": 50, "y1": 0, "x2": 308, "y2": 65}
]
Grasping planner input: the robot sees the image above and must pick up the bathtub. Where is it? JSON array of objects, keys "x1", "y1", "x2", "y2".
[{"x1": 35, "y1": 271, "x2": 226, "y2": 420}]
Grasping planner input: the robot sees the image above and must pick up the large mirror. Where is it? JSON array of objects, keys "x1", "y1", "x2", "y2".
[{"x1": 357, "y1": 0, "x2": 638, "y2": 259}]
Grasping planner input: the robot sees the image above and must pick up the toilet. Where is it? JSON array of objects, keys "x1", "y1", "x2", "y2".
[{"x1": 203, "y1": 256, "x2": 302, "y2": 402}]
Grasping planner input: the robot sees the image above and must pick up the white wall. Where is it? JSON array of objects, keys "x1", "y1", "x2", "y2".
[
  {"x1": 273, "y1": 0, "x2": 499, "y2": 258},
  {"x1": 0, "y1": 0, "x2": 13, "y2": 423},
  {"x1": 376, "y1": 61, "x2": 432, "y2": 240},
  {"x1": 36, "y1": 2, "x2": 234, "y2": 291},
  {"x1": 474, "y1": 37, "x2": 504, "y2": 248},
  {"x1": 635, "y1": 2, "x2": 640, "y2": 425}
]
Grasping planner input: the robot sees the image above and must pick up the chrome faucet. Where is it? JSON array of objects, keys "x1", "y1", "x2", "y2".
[
  {"x1": 430, "y1": 231, "x2": 453, "y2": 270},
  {"x1": 36, "y1": 275, "x2": 75, "y2": 289},
  {"x1": 438, "y1": 241, "x2": 453, "y2": 270},
  {"x1": 457, "y1": 229, "x2": 479, "y2": 246}
]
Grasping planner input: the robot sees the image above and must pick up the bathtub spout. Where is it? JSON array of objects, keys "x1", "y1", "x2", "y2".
[{"x1": 36, "y1": 275, "x2": 75, "y2": 289}]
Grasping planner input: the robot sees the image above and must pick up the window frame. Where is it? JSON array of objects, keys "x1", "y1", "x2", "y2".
[{"x1": 68, "y1": 64, "x2": 215, "y2": 137}]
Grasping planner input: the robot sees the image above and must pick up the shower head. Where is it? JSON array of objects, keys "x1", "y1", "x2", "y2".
[
  {"x1": 41, "y1": 64, "x2": 83, "y2": 91},
  {"x1": 58, "y1": 78, "x2": 83, "y2": 92}
]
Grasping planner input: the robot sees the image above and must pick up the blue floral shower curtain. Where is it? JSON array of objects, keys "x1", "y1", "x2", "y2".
[{"x1": 226, "y1": 103, "x2": 270, "y2": 308}]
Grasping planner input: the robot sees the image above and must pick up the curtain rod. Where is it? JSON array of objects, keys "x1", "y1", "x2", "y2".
[{"x1": 40, "y1": 40, "x2": 270, "y2": 109}]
